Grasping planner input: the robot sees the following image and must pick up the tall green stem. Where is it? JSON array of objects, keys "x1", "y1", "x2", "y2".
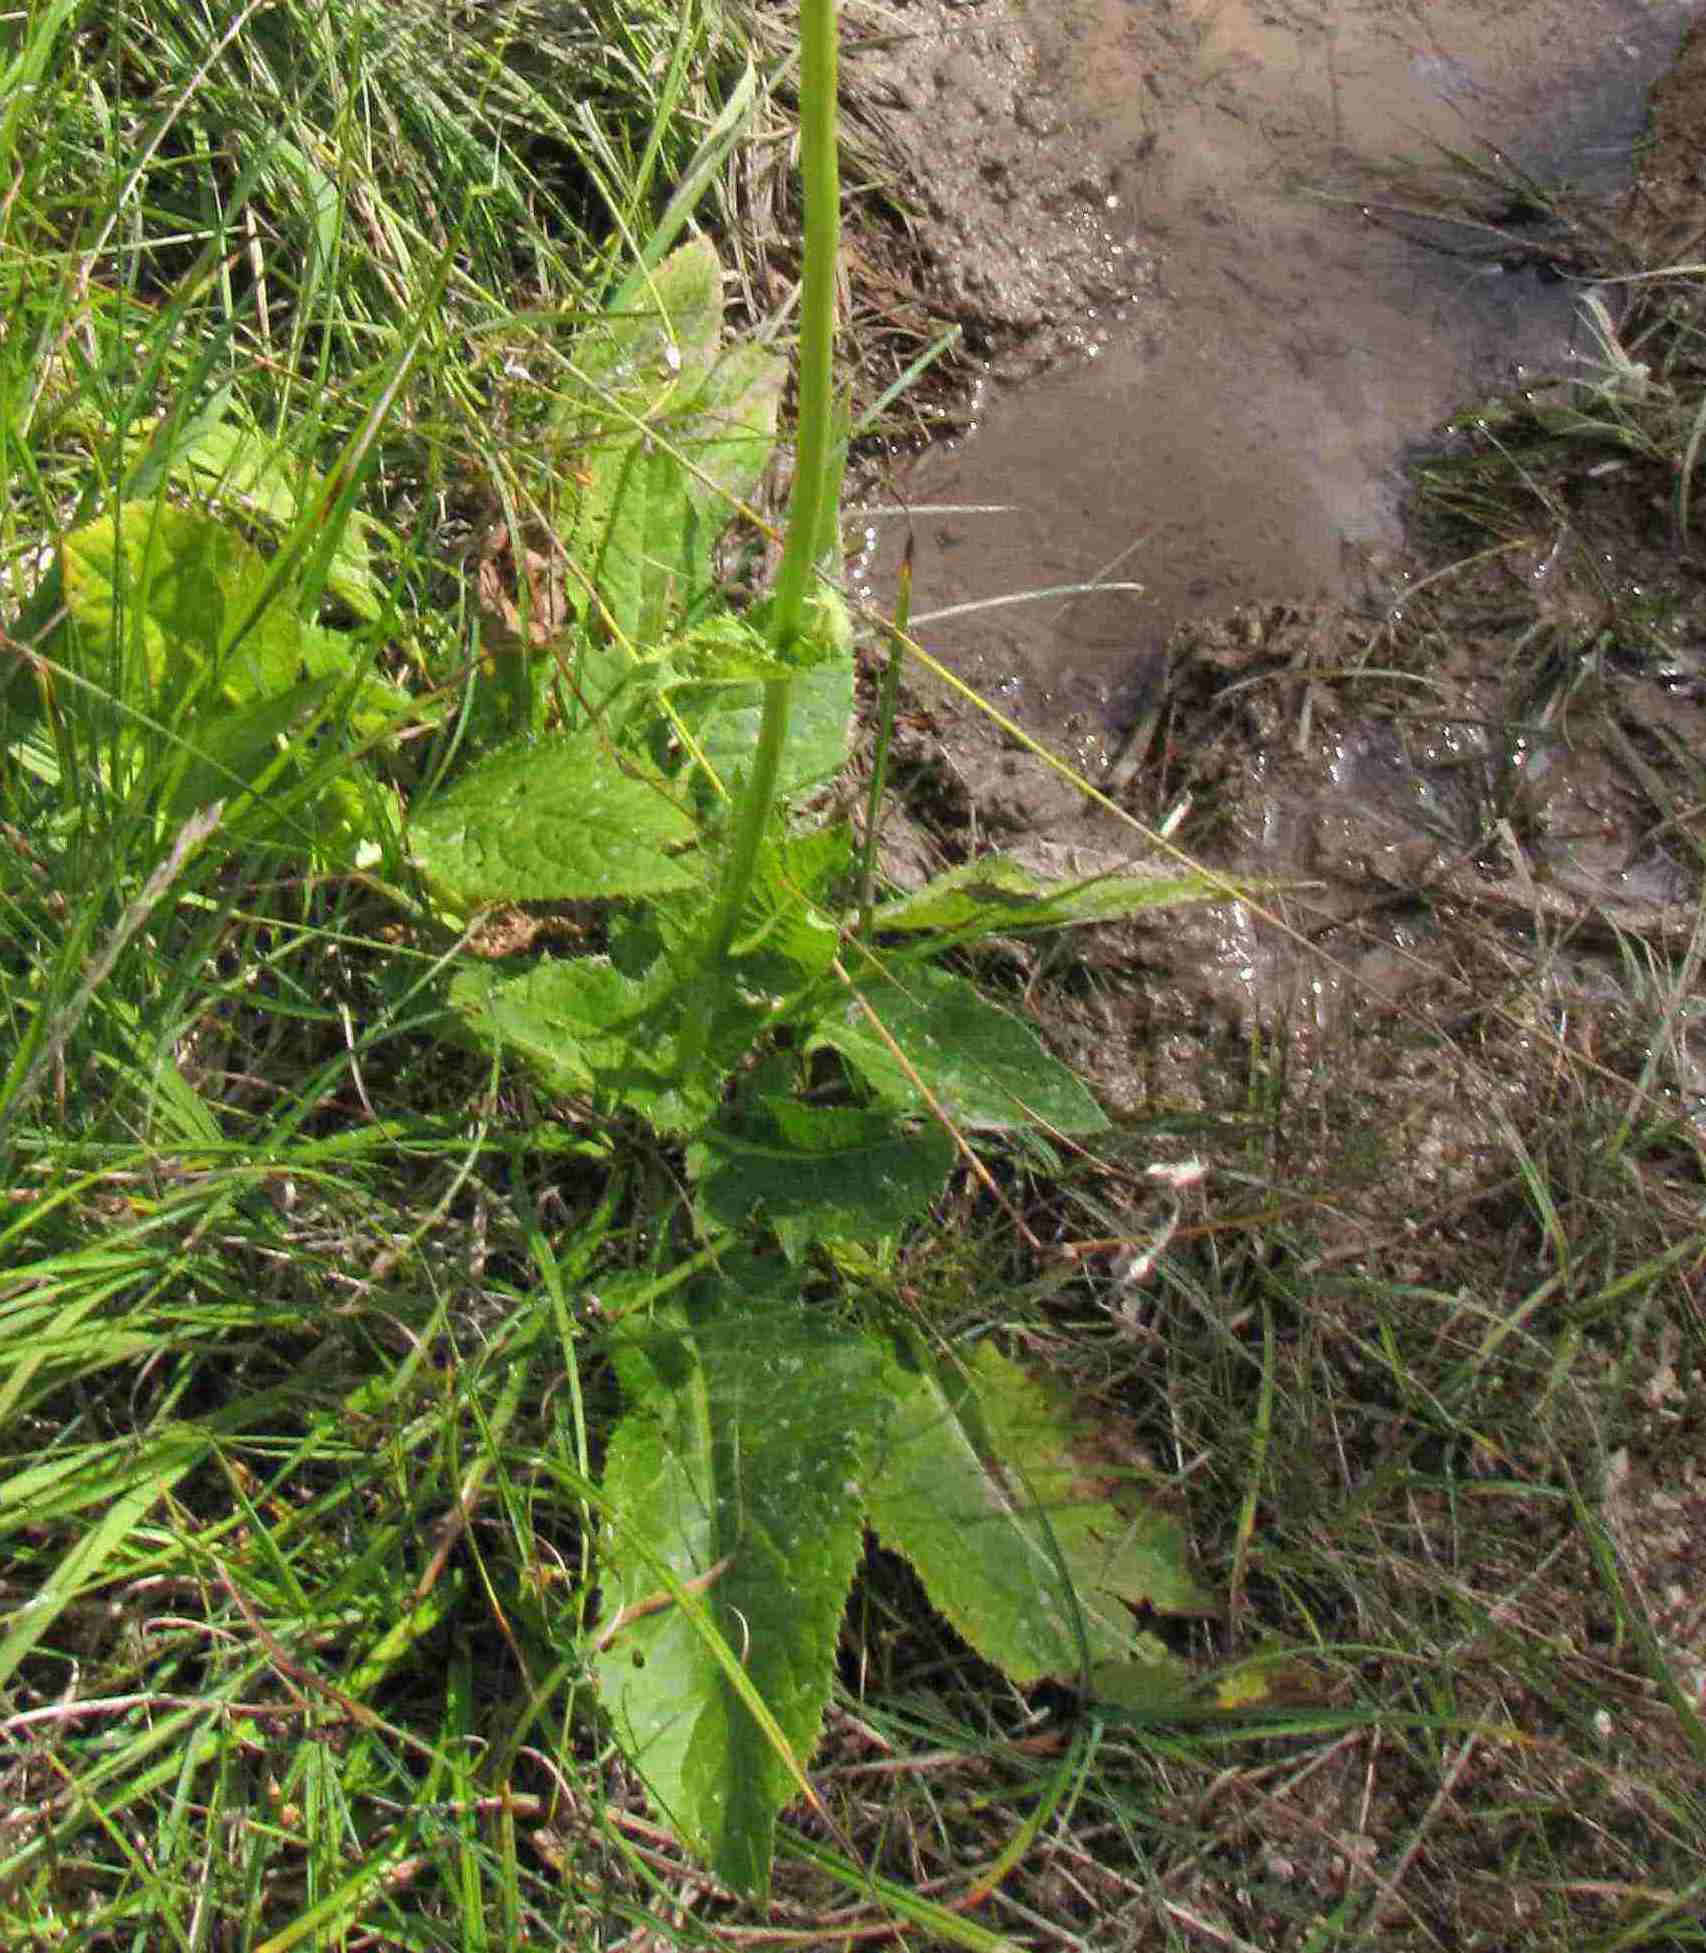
[
  {"x1": 678, "y1": 0, "x2": 839, "y2": 1079},
  {"x1": 766, "y1": 0, "x2": 840, "y2": 654}
]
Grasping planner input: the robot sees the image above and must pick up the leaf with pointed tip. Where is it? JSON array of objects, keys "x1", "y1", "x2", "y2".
[
  {"x1": 864, "y1": 1340, "x2": 1207, "y2": 1686},
  {"x1": 594, "y1": 1263, "x2": 885, "y2": 1893},
  {"x1": 811, "y1": 964, "x2": 1107, "y2": 1134},
  {"x1": 873, "y1": 854, "x2": 1229, "y2": 939}
]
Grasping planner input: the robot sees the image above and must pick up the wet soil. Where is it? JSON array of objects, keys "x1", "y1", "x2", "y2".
[
  {"x1": 837, "y1": 25, "x2": 1706, "y2": 1911},
  {"x1": 850, "y1": 0, "x2": 1704, "y2": 743},
  {"x1": 842, "y1": 0, "x2": 1706, "y2": 1039}
]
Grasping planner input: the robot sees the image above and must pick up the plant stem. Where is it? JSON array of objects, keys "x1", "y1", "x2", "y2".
[
  {"x1": 857, "y1": 534, "x2": 911, "y2": 935},
  {"x1": 678, "y1": 0, "x2": 839, "y2": 1080},
  {"x1": 767, "y1": 0, "x2": 840, "y2": 655}
]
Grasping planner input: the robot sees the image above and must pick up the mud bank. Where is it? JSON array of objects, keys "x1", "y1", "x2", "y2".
[
  {"x1": 843, "y1": 0, "x2": 1706, "y2": 1097},
  {"x1": 826, "y1": 13, "x2": 1706, "y2": 1939},
  {"x1": 849, "y1": 0, "x2": 1704, "y2": 753}
]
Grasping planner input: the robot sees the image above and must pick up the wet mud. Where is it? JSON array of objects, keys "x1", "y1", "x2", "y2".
[
  {"x1": 841, "y1": 0, "x2": 1706, "y2": 1158},
  {"x1": 840, "y1": 11, "x2": 1706, "y2": 1918},
  {"x1": 853, "y1": 0, "x2": 1704, "y2": 747}
]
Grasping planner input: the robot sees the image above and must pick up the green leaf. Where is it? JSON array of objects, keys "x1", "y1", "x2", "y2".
[
  {"x1": 723, "y1": 825, "x2": 847, "y2": 989},
  {"x1": 692, "y1": 645, "x2": 854, "y2": 800},
  {"x1": 873, "y1": 854, "x2": 1229, "y2": 938},
  {"x1": 60, "y1": 502, "x2": 306, "y2": 704},
  {"x1": 157, "y1": 676, "x2": 336, "y2": 818},
  {"x1": 557, "y1": 238, "x2": 784, "y2": 644},
  {"x1": 446, "y1": 956, "x2": 763, "y2": 1132},
  {"x1": 865, "y1": 1341, "x2": 1207, "y2": 1686},
  {"x1": 811, "y1": 964, "x2": 1108, "y2": 1134},
  {"x1": 689, "y1": 1100, "x2": 955, "y2": 1258},
  {"x1": 145, "y1": 412, "x2": 385, "y2": 622},
  {"x1": 612, "y1": 823, "x2": 847, "y2": 1000},
  {"x1": 968, "y1": 1343, "x2": 1210, "y2": 1620},
  {"x1": 409, "y1": 732, "x2": 698, "y2": 907},
  {"x1": 447, "y1": 958, "x2": 635, "y2": 1100},
  {"x1": 586, "y1": 611, "x2": 854, "y2": 806},
  {"x1": 594, "y1": 1265, "x2": 883, "y2": 1892},
  {"x1": 58, "y1": 502, "x2": 412, "y2": 736}
]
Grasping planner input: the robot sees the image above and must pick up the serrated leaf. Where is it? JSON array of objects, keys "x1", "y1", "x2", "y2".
[
  {"x1": 865, "y1": 1341, "x2": 1205, "y2": 1686},
  {"x1": 811, "y1": 964, "x2": 1108, "y2": 1134},
  {"x1": 966, "y1": 1343, "x2": 1210, "y2": 1619},
  {"x1": 446, "y1": 956, "x2": 764, "y2": 1132},
  {"x1": 725, "y1": 827, "x2": 846, "y2": 989},
  {"x1": 557, "y1": 239, "x2": 783, "y2": 644},
  {"x1": 409, "y1": 732, "x2": 698, "y2": 906},
  {"x1": 689, "y1": 1100, "x2": 955, "y2": 1258},
  {"x1": 594, "y1": 1265, "x2": 884, "y2": 1892},
  {"x1": 873, "y1": 854, "x2": 1228, "y2": 938}
]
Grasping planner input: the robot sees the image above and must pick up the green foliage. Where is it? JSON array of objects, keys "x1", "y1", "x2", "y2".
[
  {"x1": 554, "y1": 236, "x2": 784, "y2": 643},
  {"x1": 409, "y1": 731, "x2": 698, "y2": 907},
  {"x1": 872, "y1": 851, "x2": 1227, "y2": 938},
  {"x1": 19, "y1": 152, "x2": 1231, "y2": 1909},
  {"x1": 812, "y1": 962, "x2": 1111, "y2": 1134},
  {"x1": 593, "y1": 1258, "x2": 882, "y2": 1891},
  {"x1": 43, "y1": 491, "x2": 423, "y2": 854},
  {"x1": 688, "y1": 1100, "x2": 958, "y2": 1259},
  {"x1": 864, "y1": 1340, "x2": 1208, "y2": 1686}
]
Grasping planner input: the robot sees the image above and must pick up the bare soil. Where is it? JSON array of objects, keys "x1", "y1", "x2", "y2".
[{"x1": 828, "y1": 7, "x2": 1706, "y2": 1944}]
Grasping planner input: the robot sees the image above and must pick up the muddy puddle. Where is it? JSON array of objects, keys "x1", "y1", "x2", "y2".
[
  {"x1": 855, "y1": 0, "x2": 1704, "y2": 760},
  {"x1": 849, "y1": 0, "x2": 1706, "y2": 1095}
]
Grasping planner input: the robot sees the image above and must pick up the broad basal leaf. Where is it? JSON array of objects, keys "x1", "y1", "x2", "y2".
[
  {"x1": 60, "y1": 502, "x2": 413, "y2": 729},
  {"x1": 447, "y1": 957, "x2": 656, "y2": 1096},
  {"x1": 873, "y1": 854, "x2": 1229, "y2": 938},
  {"x1": 864, "y1": 1340, "x2": 1207, "y2": 1687},
  {"x1": 158, "y1": 412, "x2": 386, "y2": 620},
  {"x1": 811, "y1": 963, "x2": 1108, "y2": 1134},
  {"x1": 688, "y1": 1099, "x2": 955, "y2": 1259},
  {"x1": 409, "y1": 731, "x2": 697, "y2": 907},
  {"x1": 594, "y1": 1264, "x2": 884, "y2": 1892},
  {"x1": 577, "y1": 234, "x2": 726, "y2": 395},
  {"x1": 61, "y1": 502, "x2": 308, "y2": 703}
]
